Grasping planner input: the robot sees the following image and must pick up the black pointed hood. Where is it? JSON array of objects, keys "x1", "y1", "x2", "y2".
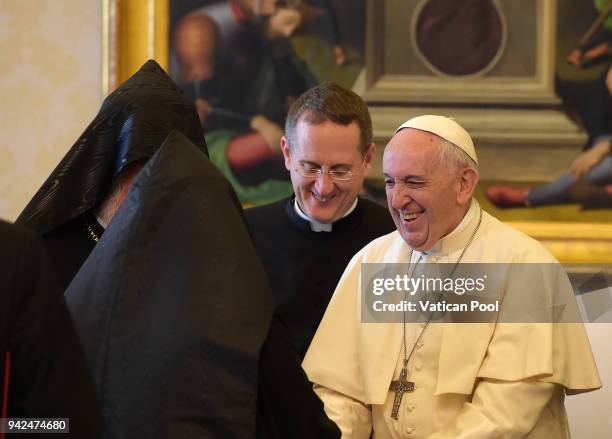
[{"x1": 17, "y1": 60, "x2": 206, "y2": 236}]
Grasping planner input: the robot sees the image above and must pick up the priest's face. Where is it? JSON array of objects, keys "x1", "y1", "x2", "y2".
[
  {"x1": 383, "y1": 129, "x2": 468, "y2": 251},
  {"x1": 281, "y1": 118, "x2": 375, "y2": 224}
]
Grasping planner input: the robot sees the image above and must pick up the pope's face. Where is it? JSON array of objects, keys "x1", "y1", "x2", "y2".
[
  {"x1": 282, "y1": 118, "x2": 374, "y2": 224},
  {"x1": 383, "y1": 129, "x2": 465, "y2": 251}
]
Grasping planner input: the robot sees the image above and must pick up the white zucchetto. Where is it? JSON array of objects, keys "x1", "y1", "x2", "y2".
[{"x1": 395, "y1": 115, "x2": 478, "y2": 164}]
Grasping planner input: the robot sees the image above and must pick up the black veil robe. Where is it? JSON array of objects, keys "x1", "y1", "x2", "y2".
[
  {"x1": 16, "y1": 60, "x2": 206, "y2": 290},
  {"x1": 17, "y1": 59, "x2": 338, "y2": 439},
  {"x1": 0, "y1": 220, "x2": 102, "y2": 438},
  {"x1": 64, "y1": 130, "x2": 273, "y2": 438}
]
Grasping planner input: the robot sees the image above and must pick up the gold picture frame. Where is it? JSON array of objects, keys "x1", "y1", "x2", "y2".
[
  {"x1": 102, "y1": 0, "x2": 612, "y2": 264},
  {"x1": 102, "y1": 0, "x2": 170, "y2": 95}
]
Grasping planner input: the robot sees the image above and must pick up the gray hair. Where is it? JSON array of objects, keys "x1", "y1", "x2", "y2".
[{"x1": 436, "y1": 138, "x2": 478, "y2": 170}]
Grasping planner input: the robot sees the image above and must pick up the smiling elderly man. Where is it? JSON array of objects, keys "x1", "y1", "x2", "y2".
[{"x1": 302, "y1": 115, "x2": 601, "y2": 438}]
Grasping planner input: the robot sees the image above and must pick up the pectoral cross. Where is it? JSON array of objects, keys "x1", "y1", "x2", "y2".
[{"x1": 389, "y1": 360, "x2": 415, "y2": 420}]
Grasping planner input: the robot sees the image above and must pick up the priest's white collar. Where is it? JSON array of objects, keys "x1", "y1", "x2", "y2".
[
  {"x1": 293, "y1": 198, "x2": 358, "y2": 232},
  {"x1": 411, "y1": 199, "x2": 480, "y2": 258}
]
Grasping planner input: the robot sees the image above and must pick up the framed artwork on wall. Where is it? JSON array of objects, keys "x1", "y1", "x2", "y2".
[
  {"x1": 103, "y1": 0, "x2": 368, "y2": 206},
  {"x1": 102, "y1": 0, "x2": 612, "y2": 263}
]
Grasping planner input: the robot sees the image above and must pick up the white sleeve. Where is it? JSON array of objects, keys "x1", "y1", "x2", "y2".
[
  {"x1": 427, "y1": 379, "x2": 556, "y2": 439},
  {"x1": 314, "y1": 384, "x2": 373, "y2": 439}
]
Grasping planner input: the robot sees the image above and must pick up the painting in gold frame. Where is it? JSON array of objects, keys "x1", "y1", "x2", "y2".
[
  {"x1": 102, "y1": 0, "x2": 612, "y2": 264},
  {"x1": 105, "y1": 0, "x2": 369, "y2": 207}
]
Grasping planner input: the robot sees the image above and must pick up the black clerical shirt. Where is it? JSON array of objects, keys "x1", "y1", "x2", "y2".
[{"x1": 246, "y1": 196, "x2": 395, "y2": 358}]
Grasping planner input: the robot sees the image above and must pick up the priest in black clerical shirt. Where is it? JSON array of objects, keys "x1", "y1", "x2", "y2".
[{"x1": 246, "y1": 83, "x2": 395, "y2": 359}]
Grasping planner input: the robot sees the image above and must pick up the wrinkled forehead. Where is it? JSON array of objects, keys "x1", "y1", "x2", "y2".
[
  {"x1": 383, "y1": 129, "x2": 442, "y2": 173},
  {"x1": 385, "y1": 128, "x2": 442, "y2": 156}
]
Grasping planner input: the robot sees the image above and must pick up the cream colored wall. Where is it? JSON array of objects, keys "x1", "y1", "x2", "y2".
[{"x1": 0, "y1": 0, "x2": 102, "y2": 221}]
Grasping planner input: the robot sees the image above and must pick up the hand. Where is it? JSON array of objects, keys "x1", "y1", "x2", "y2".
[
  {"x1": 566, "y1": 49, "x2": 583, "y2": 67},
  {"x1": 583, "y1": 42, "x2": 612, "y2": 62},
  {"x1": 569, "y1": 139, "x2": 611, "y2": 179},
  {"x1": 195, "y1": 98, "x2": 212, "y2": 123},
  {"x1": 250, "y1": 115, "x2": 283, "y2": 152}
]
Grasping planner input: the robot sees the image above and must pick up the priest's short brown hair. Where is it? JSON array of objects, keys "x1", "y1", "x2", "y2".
[{"x1": 285, "y1": 82, "x2": 372, "y2": 155}]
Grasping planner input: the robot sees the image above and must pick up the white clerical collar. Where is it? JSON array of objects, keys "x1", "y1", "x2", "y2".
[
  {"x1": 412, "y1": 199, "x2": 480, "y2": 258},
  {"x1": 293, "y1": 198, "x2": 358, "y2": 232}
]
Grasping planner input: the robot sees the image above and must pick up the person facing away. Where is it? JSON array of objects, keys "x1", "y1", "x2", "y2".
[
  {"x1": 59, "y1": 129, "x2": 338, "y2": 439},
  {"x1": 0, "y1": 220, "x2": 102, "y2": 439},
  {"x1": 303, "y1": 115, "x2": 601, "y2": 438},
  {"x1": 245, "y1": 82, "x2": 395, "y2": 359}
]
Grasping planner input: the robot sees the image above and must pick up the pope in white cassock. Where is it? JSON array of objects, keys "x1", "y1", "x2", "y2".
[{"x1": 302, "y1": 115, "x2": 602, "y2": 438}]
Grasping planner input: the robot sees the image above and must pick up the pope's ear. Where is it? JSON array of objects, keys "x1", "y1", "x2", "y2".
[
  {"x1": 457, "y1": 167, "x2": 479, "y2": 204},
  {"x1": 280, "y1": 136, "x2": 291, "y2": 171}
]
